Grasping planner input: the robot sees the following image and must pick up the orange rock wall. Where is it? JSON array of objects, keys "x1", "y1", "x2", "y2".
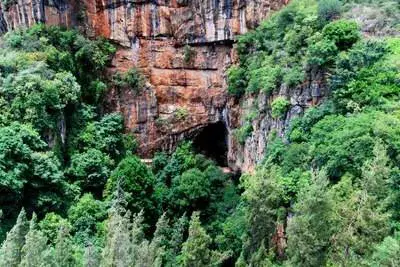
[{"x1": 0, "y1": 0, "x2": 289, "y2": 170}]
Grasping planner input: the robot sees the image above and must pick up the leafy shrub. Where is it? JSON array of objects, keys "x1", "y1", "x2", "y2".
[
  {"x1": 227, "y1": 66, "x2": 247, "y2": 97},
  {"x1": 77, "y1": 113, "x2": 124, "y2": 158},
  {"x1": 322, "y1": 19, "x2": 361, "y2": 50},
  {"x1": 235, "y1": 123, "x2": 253, "y2": 145},
  {"x1": 67, "y1": 148, "x2": 113, "y2": 193},
  {"x1": 271, "y1": 97, "x2": 290, "y2": 119},
  {"x1": 174, "y1": 107, "x2": 189, "y2": 121},
  {"x1": 283, "y1": 66, "x2": 305, "y2": 87},
  {"x1": 67, "y1": 193, "x2": 106, "y2": 243},
  {"x1": 113, "y1": 68, "x2": 145, "y2": 94},
  {"x1": 247, "y1": 58, "x2": 281, "y2": 94},
  {"x1": 307, "y1": 38, "x2": 338, "y2": 67},
  {"x1": 330, "y1": 39, "x2": 396, "y2": 112}
]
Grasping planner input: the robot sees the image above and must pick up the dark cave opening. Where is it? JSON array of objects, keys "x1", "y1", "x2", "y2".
[{"x1": 193, "y1": 121, "x2": 228, "y2": 167}]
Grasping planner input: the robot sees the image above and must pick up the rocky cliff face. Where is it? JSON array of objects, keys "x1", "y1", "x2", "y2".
[
  {"x1": 228, "y1": 74, "x2": 326, "y2": 172},
  {"x1": 0, "y1": 0, "x2": 291, "y2": 172}
]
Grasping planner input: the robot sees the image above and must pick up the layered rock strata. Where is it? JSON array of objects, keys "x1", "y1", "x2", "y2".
[{"x1": 0, "y1": 0, "x2": 294, "y2": 171}]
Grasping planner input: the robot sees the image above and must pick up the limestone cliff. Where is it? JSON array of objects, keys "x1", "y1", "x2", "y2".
[{"x1": 0, "y1": 0, "x2": 292, "y2": 172}]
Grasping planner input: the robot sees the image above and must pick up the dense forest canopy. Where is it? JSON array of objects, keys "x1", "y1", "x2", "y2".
[{"x1": 0, "y1": 0, "x2": 399, "y2": 266}]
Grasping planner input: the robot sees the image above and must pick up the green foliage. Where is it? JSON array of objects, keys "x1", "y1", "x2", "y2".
[
  {"x1": 0, "y1": 25, "x2": 121, "y2": 238},
  {"x1": 332, "y1": 39, "x2": 398, "y2": 112},
  {"x1": 0, "y1": 63, "x2": 80, "y2": 131},
  {"x1": 234, "y1": 123, "x2": 253, "y2": 145},
  {"x1": 179, "y1": 212, "x2": 226, "y2": 267},
  {"x1": 76, "y1": 113, "x2": 125, "y2": 158},
  {"x1": 286, "y1": 171, "x2": 334, "y2": 267},
  {"x1": 240, "y1": 166, "x2": 285, "y2": 261},
  {"x1": 1, "y1": 1, "x2": 399, "y2": 266},
  {"x1": 105, "y1": 156, "x2": 156, "y2": 215},
  {"x1": 183, "y1": 45, "x2": 196, "y2": 64},
  {"x1": 0, "y1": 209, "x2": 29, "y2": 267},
  {"x1": 174, "y1": 107, "x2": 189, "y2": 121},
  {"x1": 370, "y1": 235, "x2": 400, "y2": 266},
  {"x1": 54, "y1": 225, "x2": 78, "y2": 267},
  {"x1": 19, "y1": 214, "x2": 48, "y2": 267},
  {"x1": 322, "y1": 19, "x2": 361, "y2": 50},
  {"x1": 307, "y1": 38, "x2": 339, "y2": 67},
  {"x1": 246, "y1": 55, "x2": 282, "y2": 94},
  {"x1": 0, "y1": 123, "x2": 71, "y2": 219},
  {"x1": 113, "y1": 68, "x2": 145, "y2": 95},
  {"x1": 170, "y1": 168, "x2": 211, "y2": 210},
  {"x1": 67, "y1": 194, "x2": 106, "y2": 244},
  {"x1": 227, "y1": 66, "x2": 247, "y2": 97},
  {"x1": 283, "y1": 66, "x2": 305, "y2": 87},
  {"x1": 68, "y1": 149, "x2": 113, "y2": 193},
  {"x1": 229, "y1": 0, "x2": 321, "y2": 96},
  {"x1": 271, "y1": 97, "x2": 290, "y2": 119},
  {"x1": 39, "y1": 212, "x2": 71, "y2": 243}
]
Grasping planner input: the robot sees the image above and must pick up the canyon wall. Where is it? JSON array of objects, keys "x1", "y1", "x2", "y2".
[{"x1": 0, "y1": 0, "x2": 299, "y2": 172}]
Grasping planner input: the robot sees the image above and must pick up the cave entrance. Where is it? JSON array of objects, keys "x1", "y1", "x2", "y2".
[{"x1": 193, "y1": 121, "x2": 228, "y2": 167}]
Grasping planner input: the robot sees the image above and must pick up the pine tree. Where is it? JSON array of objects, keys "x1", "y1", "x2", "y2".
[
  {"x1": 0, "y1": 209, "x2": 29, "y2": 267},
  {"x1": 329, "y1": 142, "x2": 391, "y2": 265},
  {"x1": 241, "y1": 166, "x2": 284, "y2": 258},
  {"x1": 83, "y1": 242, "x2": 100, "y2": 267},
  {"x1": 179, "y1": 212, "x2": 212, "y2": 267},
  {"x1": 100, "y1": 203, "x2": 132, "y2": 267},
  {"x1": 134, "y1": 213, "x2": 168, "y2": 267},
  {"x1": 169, "y1": 214, "x2": 187, "y2": 256},
  {"x1": 54, "y1": 225, "x2": 77, "y2": 267},
  {"x1": 286, "y1": 170, "x2": 334, "y2": 267},
  {"x1": 361, "y1": 140, "x2": 391, "y2": 200},
  {"x1": 19, "y1": 213, "x2": 48, "y2": 267},
  {"x1": 164, "y1": 214, "x2": 188, "y2": 267}
]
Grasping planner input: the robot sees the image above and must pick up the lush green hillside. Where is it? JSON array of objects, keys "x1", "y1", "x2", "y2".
[{"x1": 0, "y1": 0, "x2": 399, "y2": 266}]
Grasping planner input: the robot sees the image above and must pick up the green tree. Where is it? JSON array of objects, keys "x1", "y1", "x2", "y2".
[
  {"x1": 328, "y1": 142, "x2": 391, "y2": 265},
  {"x1": 105, "y1": 155, "x2": 156, "y2": 215},
  {"x1": 19, "y1": 213, "x2": 48, "y2": 267},
  {"x1": 163, "y1": 214, "x2": 188, "y2": 266},
  {"x1": 180, "y1": 212, "x2": 213, "y2": 267},
  {"x1": 68, "y1": 148, "x2": 113, "y2": 194},
  {"x1": 54, "y1": 225, "x2": 77, "y2": 267},
  {"x1": 0, "y1": 123, "x2": 71, "y2": 218},
  {"x1": 0, "y1": 63, "x2": 80, "y2": 132},
  {"x1": 83, "y1": 242, "x2": 100, "y2": 267},
  {"x1": 0, "y1": 209, "x2": 29, "y2": 267},
  {"x1": 322, "y1": 19, "x2": 360, "y2": 50},
  {"x1": 170, "y1": 168, "x2": 211, "y2": 211},
  {"x1": 77, "y1": 113, "x2": 124, "y2": 158},
  {"x1": 179, "y1": 212, "x2": 226, "y2": 267},
  {"x1": 39, "y1": 212, "x2": 71, "y2": 244},
  {"x1": 101, "y1": 199, "x2": 132, "y2": 267},
  {"x1": 286, "y1": 171, "x2": 334, "y2": 267},
  {"x1": 240, "y1": 166, "x2": 285, "y2": 260},
  {"x1": 370, "y1": 235, "x2": 400, "y2": 267},
  {"x1": 67, "y1": 193, "x2": 106, "y2": 244}
]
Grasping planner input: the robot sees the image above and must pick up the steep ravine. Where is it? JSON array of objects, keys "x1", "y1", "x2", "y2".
[{"x1": 0, "y1": 0, "x2": 293, "y2": 172}]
